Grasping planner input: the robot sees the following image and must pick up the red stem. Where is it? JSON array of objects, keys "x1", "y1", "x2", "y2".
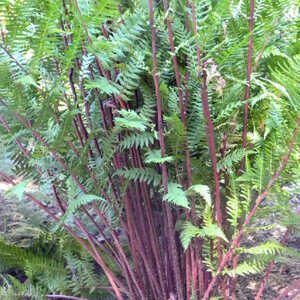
[
  {"x1": 275, "y1": 278, "x2": 300, "y2": 300},
  {"x1": 240, "y1": 0, "x2": 255, "y2": 166},
  {"x1": 202, "y1": 115, "x2": 300, "y2": 300},
  {"x1": 233, "y1": 2, "x2": 255, "y2": 296},
  {"x1": 147, "y1": 0, "x2": 183, "y2": 297},
  {"x1": 0, "y1": 170, "x2": 125, "y2": 298},
  {"x1": 255, "y1": 228, "x2": 291, "y2": 300},
  {"x1": 191, "y1": 2, "x2": 222, "y2": 229},
  {"x1": 190, "y1": 8, "x2": 223, "y2": 287},
  {"x1": 162, "y1": 0, "x2": 193, "y2": 187}
]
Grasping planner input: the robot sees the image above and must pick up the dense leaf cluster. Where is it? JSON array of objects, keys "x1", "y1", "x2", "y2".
[{"x1": 0, "y1": 0, "x2": 299, "y2": 299}]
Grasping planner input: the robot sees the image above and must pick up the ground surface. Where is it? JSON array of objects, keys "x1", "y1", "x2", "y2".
[{"x1": 237, "y1": 228, "x2": 300, "y2": 299}]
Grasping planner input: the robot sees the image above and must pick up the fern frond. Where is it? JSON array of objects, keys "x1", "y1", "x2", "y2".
[
  {"x1": 238, "y1": 241, "x2": 286, "y2": 256},
  {"x1": 217, "y1": 148, "x2": 255, "y2": 172},
  {"x1": 224, "y1": 256, "x2": 271, "y2": 277},
  {"x1": 120, "y1": 132, "x2": 156, "y2": 150},
  {"x1": 186, "y1": 184, "x2": 212, "y2": 207},
  {"x1": 163, "y1": 182, "x2": 189, "y2": 209},
  {"x1": 114, "y1": 167, "x2": 161, "y2": 187},
  {"x1": 115, "y1": 109, "x2": 149, "y2": 131},
  {"x1": 180, "y1": 222, "x2": 228, "y2": 251},
  {"x1": 145, "y1": 149, "x2": 174, "y2": 164}
]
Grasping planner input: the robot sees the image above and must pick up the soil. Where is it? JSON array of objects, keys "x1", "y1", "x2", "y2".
[{"x1": 236, "y1": 232, "x2": 300, "y2": 299}]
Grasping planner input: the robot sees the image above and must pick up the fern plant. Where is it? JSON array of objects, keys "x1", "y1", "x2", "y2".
[
  {"x1": 0, "y1": 230, "x2": 117, "y2": 299},
  {"x1": 0, "y1": 0, "x2": 299, "y2": 299}
]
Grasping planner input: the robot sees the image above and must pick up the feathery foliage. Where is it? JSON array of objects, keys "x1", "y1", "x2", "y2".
[{"x1": 0, "y1": 0, "x2": 299, "y2": 299}]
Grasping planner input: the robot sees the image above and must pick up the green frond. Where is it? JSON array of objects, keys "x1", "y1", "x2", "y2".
[
  {"x1": 224, "y1": 256, "x2": 271, "y2": 277},
  {"x1": 217, "y1": 148, "x2": 255, "y2": 172},
  {"x1": 120, "y1": 131, "x2": 156, "y2": 150},
  {"x1": 226, "y1": 179, "x2": 242, "y2": 228},
  {"x1": 180, "y1": 221, "x2": 228, "y2": 251},
  {"x1": 70, "y1": 194, "x2": 104, "y2": 213},
  {"x1": 115, "y1": 109, "x2": 149, "y2": 131},
  {"x1": 186, "y1": 184, "x2": 212, "y2": 207},
  {"x1": 138, "y1": 87, "x2": 157, "y2": 122},
  {"x1": 145, "y1": 149, "x2": 174, "y2": 164},
  {"x1": 114, "y1": 167, "x2": 161, "y2": 187},
  {"x1": 86, "y1": 76, "x2": 120, "y2": 95},
  {"x1": 238, "y1": 241, "x2": 286, "y2": 256},
  {"x1": 163, "y1": 182, "x2": 189, "y2": 209}
]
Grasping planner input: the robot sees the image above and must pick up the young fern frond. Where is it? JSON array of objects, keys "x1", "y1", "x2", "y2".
[{"x1": 180, "y1": 221, "x2": 228, "y2": 251}]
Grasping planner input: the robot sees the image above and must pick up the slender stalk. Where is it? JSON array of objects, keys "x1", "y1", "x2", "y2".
[
  {"x1": 132, "y1": 146, "x2": 168, "y2": 299},
  {"x1": 0, "y1": 170, "x2": 126, "y2": 298},
  {"x1": 74, "y1": 220, "x2": 126, "y2": 299},
  {"x1": 148, "y1": 0, "x2": 183, "y2": 297},
  {"x1": 202, "y1": 114, "x2": 300, "y2": 300},
  {"x1": 191, "y1": 8, "x2": 223, "y2": 289},
  {"x1": 255, "y1": 228, "x2": 291, "y2": 300},
  {"x1": 275, "y1": 278, "x2": 300, "y2": 300},
  {"x1": 162, "y1": 0, "x2": 193, "y2": 187},
  {"x1": 233, "y1": 2, "x2": 256, "y2": 295},
  {"x1": 241, "y1": 0, "x2": 255, "y2": 164},
  {"x1": 191, "y1": 2, "x2": 222, "y2": 230}
]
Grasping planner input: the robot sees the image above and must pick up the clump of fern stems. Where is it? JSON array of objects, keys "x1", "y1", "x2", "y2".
[{"x1": 0, "y1": 0, "x2": 299, "y2": 299}]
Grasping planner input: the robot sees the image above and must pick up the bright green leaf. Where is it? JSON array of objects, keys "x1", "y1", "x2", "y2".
[{"x1": 164, "y1": 182, "x2": 189, "y2": 209}]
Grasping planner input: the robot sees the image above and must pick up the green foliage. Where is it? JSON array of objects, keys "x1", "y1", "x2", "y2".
[
  {"x1": 186, "y1": 184, "x2": 212, "y2": 207},
  {"x1": 0, "y1": 0, "x2": 299, "y2": 298},
  {"x1": 238, "y1": 241, "x2": 288, "y2": 256},
  {"x1": 180, "y1": 222, "x2": 228, "y2": 251},
  {"x1": 224, "y1": 256, "x2": 271, "y2": 277},
  {"x1": 0, "y1": 211, "x2": 118, "y2": 300},
  {"x1": 70, "y1": 194, "x2": 104, "y2": 213},
  {"x1": 115, "y1": 167, "x2": 162, "y2": 187},
  {"x1": 145, "y1": 149, "x2": 174, "y2": 164},
  {"x1": 115, "y1": 109, "x2": 149, "y2": 131},
  {"x1": 225, "y1": 241, "x2": 300, "y2": 277},
  {"x1": 217, "y1": 148, "x2": 255, "y2": 172},
  {"x1": 120, "y1": 131, "x2": 156, "y2": 150},
  {"x1": 163, "y1": 182, "x2": 189, "y2": 209},
  {"x1": 226, "y1": 178, "x2": 243, "y2": 228},
  {"x1": 86, "y1": 77, "x2": 120, "y2": 95}
]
